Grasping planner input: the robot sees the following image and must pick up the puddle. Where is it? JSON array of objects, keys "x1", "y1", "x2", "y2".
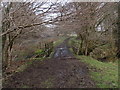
[{"x1": 53, "y1": 47, "x2": 70, "y2": 58}]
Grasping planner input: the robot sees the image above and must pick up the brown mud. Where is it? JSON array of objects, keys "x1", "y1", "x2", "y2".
[{"x1": 3, "y1": 38, "x2": 96, "y2": 88}]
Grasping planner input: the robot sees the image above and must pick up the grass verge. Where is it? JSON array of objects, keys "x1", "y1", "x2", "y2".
[
  {"x1": 68, "y1": 37, "x2": 118, "y2": 88},
  {"x1": 53, "y1": 36, "x2": 67, "y2": 47},
  {"x1": 76, "y1": 55, "x2": 118, "y2": 88}
]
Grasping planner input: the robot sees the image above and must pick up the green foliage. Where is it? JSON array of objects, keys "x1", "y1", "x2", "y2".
[
  {"x1": 76, "y1": 55, "x2": 118, "y2": 88},
  {"x1": 35, "y1": 49, "x2": 44, "y2": 54}
]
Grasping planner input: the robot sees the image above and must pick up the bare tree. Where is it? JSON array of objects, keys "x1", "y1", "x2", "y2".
[{"x1": 1, "y1": 2, "x2": 61, "y2": 69}]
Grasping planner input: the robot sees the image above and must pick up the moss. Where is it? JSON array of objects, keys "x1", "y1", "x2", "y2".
[{"x1": 35, "y1": 49, "x2": 43, "y2": 54}]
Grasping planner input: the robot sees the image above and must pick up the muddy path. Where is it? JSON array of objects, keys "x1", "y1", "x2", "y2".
[
  {"x1": 3, "y1": 38, "x2": 96, "y2": 88},
  {"x1": 52, "y1": 38, "x2": 74, "y2": 59}
]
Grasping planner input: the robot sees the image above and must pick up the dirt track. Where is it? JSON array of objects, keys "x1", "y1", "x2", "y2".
[{"x1": 3, "y1": 38, "x2": 96, "y2": 88}]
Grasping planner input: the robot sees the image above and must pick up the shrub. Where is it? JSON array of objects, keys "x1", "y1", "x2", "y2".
[{"x1": 90, "y1": 44, "x2": 117, "y2": 62}]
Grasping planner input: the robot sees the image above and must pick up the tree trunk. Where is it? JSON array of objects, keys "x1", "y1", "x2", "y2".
[
  {"x1": 78, "y1": 33, "x2": 84, "y2": 55},
  {"x1": 85, "y1": 40, "x2": 88, "y2": 56},
  {"x1": 117, "y1": 2, "x2": 120, "y2": 58}
]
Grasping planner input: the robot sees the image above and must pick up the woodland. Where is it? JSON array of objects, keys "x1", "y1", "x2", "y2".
[{"x1": 0, "y1": 1, "x2": 119, "y2": 88}]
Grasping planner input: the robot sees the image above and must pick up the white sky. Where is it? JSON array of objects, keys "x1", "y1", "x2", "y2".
[{"x1": 1, "y1": 0, "x2": 119, "y2": 2}]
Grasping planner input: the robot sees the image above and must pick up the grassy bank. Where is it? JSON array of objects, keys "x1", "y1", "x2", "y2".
[
  {"x1": 68, "y1": 37, "x2": 118, "y2": 88},
  {"x1": 76, "y1": 55, "x2": 118, "y2": 88}
]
